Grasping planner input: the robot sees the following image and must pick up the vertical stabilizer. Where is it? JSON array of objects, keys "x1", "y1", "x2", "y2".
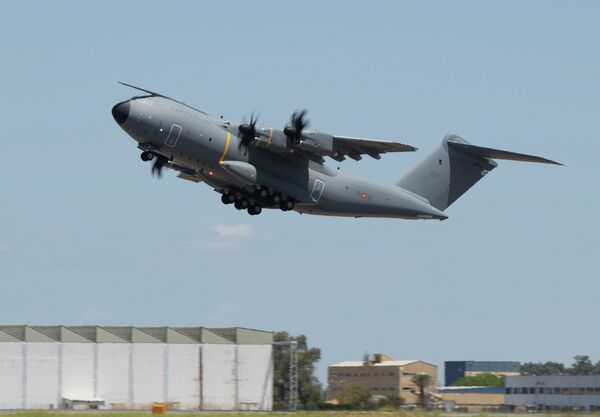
[{"x1": 397, "y1": 134, "x2": 560, "y2": 211}]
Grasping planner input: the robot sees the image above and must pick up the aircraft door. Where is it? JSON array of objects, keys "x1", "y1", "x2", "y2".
[
  {"x1": 164, "y1": 124, "x2": 182, "y2": 147},
  {"x1": 311, "y1": 178, "x2": 325, "y2": 203}
]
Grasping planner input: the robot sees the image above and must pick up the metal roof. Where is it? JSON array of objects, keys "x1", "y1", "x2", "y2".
[
  {"x1": 330, "y1": 360, "x2": 421, "y2": 367},
  {"x1": 0, "y1": 325, "x2": 273, "y2": 344}
]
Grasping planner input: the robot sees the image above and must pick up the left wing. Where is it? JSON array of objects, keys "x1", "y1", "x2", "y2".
[{"x1": 330, "y1": 135, "x2": 417, "y2": 161}]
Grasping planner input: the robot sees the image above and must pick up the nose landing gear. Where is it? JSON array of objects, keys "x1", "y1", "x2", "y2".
[{"x1": 140, "y1": 151, "x2": 154, "y2": 161}]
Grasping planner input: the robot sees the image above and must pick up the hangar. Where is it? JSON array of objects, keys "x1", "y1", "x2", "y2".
[{"x1": 0, "y1": 325, "x2": 273, "y2": 411}]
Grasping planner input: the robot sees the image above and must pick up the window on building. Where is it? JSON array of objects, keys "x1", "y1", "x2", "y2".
[
  {"x1": 506, "y1": 388, "x2": 513, "y2": 394},
  {"x1": 595, "y1": 387, "x2": 600, "y2": 394},
  {"x1": 545, "y1": 387, "x2": 553, "y2": 394},
  {"x1": 554, "y1": 387, "x2": 561, "y2": 394},
  {"x1": 561, "y1": 388, "x2": 569, "y2": 395},
  {"x1": 586, "y1": 388, "x2": 595, "y2": 395}
]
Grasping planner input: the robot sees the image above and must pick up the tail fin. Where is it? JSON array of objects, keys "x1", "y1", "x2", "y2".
[{"x1": 397, "y1": 134, "x2": 561, "y2": 211}]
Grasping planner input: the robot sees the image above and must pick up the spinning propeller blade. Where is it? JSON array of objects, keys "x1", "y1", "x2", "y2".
[{"x1": 284, "y1": 109, "x2": 309, "y2": 144}]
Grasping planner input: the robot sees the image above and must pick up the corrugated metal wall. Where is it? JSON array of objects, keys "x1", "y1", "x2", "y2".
[{"x1": 0, "y1": 326, "x2": 273, "y2": 411}]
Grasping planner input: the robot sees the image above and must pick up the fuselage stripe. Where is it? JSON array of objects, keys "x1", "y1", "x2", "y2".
[{"x1": 219, "y1": 132, "x2": 231, "y2": 166}]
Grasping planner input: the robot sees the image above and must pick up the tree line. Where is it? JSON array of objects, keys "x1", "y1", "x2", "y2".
[{"x1": 521, "y1": 355, "x2": 600, "y2": 376}]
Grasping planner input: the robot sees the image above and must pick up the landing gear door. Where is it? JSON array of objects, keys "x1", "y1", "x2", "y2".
[{"x1": 311, "y1": 179, "x2": 325, "y2": 203}]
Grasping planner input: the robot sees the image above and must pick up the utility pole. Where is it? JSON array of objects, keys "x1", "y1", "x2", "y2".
[{"x1": 273, "y1": 340, "x2": 298, "y2": 412}]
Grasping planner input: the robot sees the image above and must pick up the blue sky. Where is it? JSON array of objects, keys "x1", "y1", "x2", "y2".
[{"x1": 1, "y1": 1, "x2": 599, "y2": 383}]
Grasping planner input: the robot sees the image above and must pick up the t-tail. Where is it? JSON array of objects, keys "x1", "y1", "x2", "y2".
[{"x1": 397, "y1": 134, "x2": 562, "y2": 211}]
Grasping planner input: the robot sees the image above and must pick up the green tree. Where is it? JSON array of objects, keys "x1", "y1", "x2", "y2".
[
  {"x1": 273, "y1": 332, "x2": 322, "y2": 410},
  {"x1": 411, "y1": 373, "x2": 433, "y2": 407},
  {"x1": 378, "y1": 394, "x2": 405, "y2": 409},
  {"x1": 520, "y1": 361, "x2": 566, "y2": 375},
  {"x1": 453, "y1": 373, "x2": 505, "y2": 387},
  {"x1": 337, "y1": 383, "x2": 372, "y2": 408},
  {"x1": 569, "y1": 355, "x2": 595, "y2": 375}
]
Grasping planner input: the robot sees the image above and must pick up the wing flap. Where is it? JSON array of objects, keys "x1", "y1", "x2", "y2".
[{"x1": 332, "y1": 135, "x2": 417, "y2": 161}]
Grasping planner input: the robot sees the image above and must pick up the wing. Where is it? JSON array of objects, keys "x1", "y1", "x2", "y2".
[{"x1": 331, "y1": 135, "x2": 417, "y2": 161}]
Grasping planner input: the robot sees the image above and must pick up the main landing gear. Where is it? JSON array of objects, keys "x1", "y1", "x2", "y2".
[
  {"x1": 229, "y1": 196, "x2": 261, "y2": 216},
  {"x1": 279, "y1": 199, "x2": 294, "y2": 211},
  {"x1": 220, "y1": 189, "x2": 295, "y2": 216},
  {"x1": 140, "y1": 151, "x2": 154, "y2": 161},
  {"x1": 221, "y1": 193, "x2": 235, "y2": 205},
  {"x1": 247, "y1": 205, "x2": 262, "y2": 216}
]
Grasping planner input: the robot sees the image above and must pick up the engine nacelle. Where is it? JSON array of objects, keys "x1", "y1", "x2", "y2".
[{"x1": 255, "y1": 128, "x2": 290, "y2": 154}]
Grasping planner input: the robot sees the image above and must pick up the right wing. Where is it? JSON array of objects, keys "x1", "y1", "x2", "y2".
[{"x1": 331, "y1": 135, "x2": 418, "y2": 161}]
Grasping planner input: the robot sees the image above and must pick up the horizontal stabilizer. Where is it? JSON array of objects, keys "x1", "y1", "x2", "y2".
[{"x1": 448, "y1": 139, "x2": 563, "y2": 165}]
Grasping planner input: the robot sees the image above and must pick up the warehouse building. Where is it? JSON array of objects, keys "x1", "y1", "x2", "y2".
[
  {"x1": 505, "y1": 375, "x2": 600, "y2": 411},
  {"x1": 438, "y1": 386, "x2": 505, "y2": 412},
  {"x1": 445, "y1": 361, "x2": 520, "y2": 386},
  {"x1": 0, "y1": 325, "x2": 273, "y2": 411},
  {"x1": 328, "y1": 354, "x2": 438, "y2": 404}
]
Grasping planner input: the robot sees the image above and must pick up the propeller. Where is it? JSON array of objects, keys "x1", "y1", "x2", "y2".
[
  {"x1": 238, "y1": 112, "x2": 259, "y2": 149},
  {"x1": 284, "y1": 109, "x2": 309, "y2": 144},
  {"x1": 151, "y1": 154, "x2": 169, "y2": 177}
]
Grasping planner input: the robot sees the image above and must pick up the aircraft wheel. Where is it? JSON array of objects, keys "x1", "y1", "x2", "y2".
[
  {"x1": 140, "y1": 151, "x2": 154, "y2": 161},
  {"x1": 248, "y1": 205, "x2": 262, "y2": 216},
  {"x1": 221, "y1": 194, "x2": 234, "y2": 205},
  {"x1": 234, "y1": 199, "x2": 248, "y2": 210},
  {"x1": 257, "y1": 189, "x2": 269, "y2": 199},
  {"x1": 279, "y1": 200, "x2": 294, "y2": 211},
  {"x1": 271, "y1": 193, "x2": 281, "y2": 204}
]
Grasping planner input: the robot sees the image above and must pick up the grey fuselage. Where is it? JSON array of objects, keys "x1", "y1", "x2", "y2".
[{"x1": 112, "y1": 95, "x2": 447, "y2": 220}]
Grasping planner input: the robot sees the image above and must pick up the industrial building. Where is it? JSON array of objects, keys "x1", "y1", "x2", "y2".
[
  {"x1": 0, "y1": 325, "x2": 273, "y2": 411},
  {"x1": 328, "y1": 354, "x2": 437, "y2": 404},
  {"x1": 505, "y1": 375, "x2": 600, "y2": 411},
  {"x1": 437, "y1": 386, "x2": 505, "y2": 412},
  {"x1": 445, "y1": 361, "x2": 520, "y2": 386}
]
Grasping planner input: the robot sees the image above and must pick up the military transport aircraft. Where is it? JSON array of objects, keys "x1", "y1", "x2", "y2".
[{"x1": 112, "y1": 83, "x2": 560, "y2": 220}]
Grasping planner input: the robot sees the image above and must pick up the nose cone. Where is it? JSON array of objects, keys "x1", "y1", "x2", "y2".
[{"x1": 111, "y1": 101, "x2": 130, "y2": 125}]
